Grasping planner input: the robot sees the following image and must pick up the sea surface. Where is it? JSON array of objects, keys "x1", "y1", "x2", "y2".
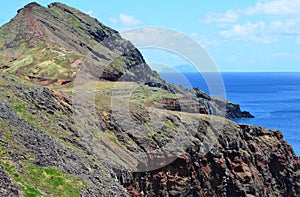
[{"x1": 159, "y1": 72, "x2": 300, "y2": 156}]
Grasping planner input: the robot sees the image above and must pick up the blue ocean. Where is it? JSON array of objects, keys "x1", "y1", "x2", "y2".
[{"x1": 159, "y1": 72, "x2": 300, "y2": 156}]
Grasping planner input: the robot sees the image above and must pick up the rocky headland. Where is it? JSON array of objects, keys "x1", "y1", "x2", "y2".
[{"x1": 0, "y1": 2, "x2": 299, "y2": 197}]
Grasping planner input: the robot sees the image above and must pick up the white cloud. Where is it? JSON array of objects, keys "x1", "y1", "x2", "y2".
[
  {"x1": 203, "y1": 10, "x2": 238, "y2": 24},
  {"x1": 120, "y1": 14, "x2": 141, "y2": 26},
  {"x1": 245, "y1": 0, "x2": 300, "y2": 16},
  {"x1": 86, "y1": 10, "x2": 94, "y2": 17},
  {"x1": 203, "y1": 0, "x2": 300, "y2": 44},
  {"x1": 269, "y1": 20, "x2": 283, "y2": 30},
  {"x1": 219, "y1": 21, "x2": 274, "y2": 43},
  {"x1": 221, "y1": 22, "x2": 267, "y2": 37},
  {"x1": 109, "y1": 13, "x2": 142, "y2": 27}
]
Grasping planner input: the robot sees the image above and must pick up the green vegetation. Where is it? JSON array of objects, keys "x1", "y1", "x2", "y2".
[
  {"x1": 155, "y1": 132, "x2": 169, "y2": 140},
  {"x1": 109, "y1": 57, "x2": 126, "y2": 71},
  {"x1": 1, "y1": 162, "x2": 85, "y2": 197},
  {"x1": 46, "y1": 112, "x2": 57, "y2": 125},
  {"x1": 12, "y1": 100, "x2": 42, "y2": 130},
  {"x1": 165, "y1": 120, "x2": 175, "y2": 128},
  {"x1": 0, "y1": 74, "x2": 88, "y2": 157},
  {"x1": 93, "y1": 81, "x2": 181, "y2": 108},
  {"x1": 0, "y1": 121, "x2": 12, "y2": 160},
  {"x1": 98, "y1": 106, "x2": 110, "y2": 121},
  {"x1": 103, "y1": 130, "x2": 125, "y2": 148},
  {"x1": 5, "y1": 55, "x2": 36, "y2": 74},
  {"x1": 0, "y1": 121, "x2": 13, "y2": 142},
  {"x1": 130, "y1": 86, "x2": 180, "y2": 105},
  {"x1": 1, "y1": 27, "x2": 9, "y2": 36},
  {"x1": 25, "y1": 163, "x2": 85, "y2": 196},
  {"x1": 0, "y1": 37, "x2": 81, "y2": 86},
  {"x1": 143, "y1": 123, "x2": 154, "y2": 140},
  {"x1": 49, "y1": 5, "x2": 83, "y2": 29},
  {"x1": 39, "y1": 50, "x2": 58, "y2": 62},
  {"x1": 24, "y1": 42, "x2": 47, "y2": 56}
]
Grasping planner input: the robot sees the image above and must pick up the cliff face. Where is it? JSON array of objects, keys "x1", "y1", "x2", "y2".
[
  {"x1": 0, "y1": 73, "x2": 299, "y2": 196},
  {"x1": 0, "y1": 2, "x2": 299, "y2": 197},
  {"x1": 0, "y1": 74, "x2": 128, "y2": 196},
  {"x1": 130, "y1": 124, "x2": 300, "y2": 196}
]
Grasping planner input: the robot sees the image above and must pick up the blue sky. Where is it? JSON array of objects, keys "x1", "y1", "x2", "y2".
[{"x1": 1, "y1": 0, "x2": 300, "y2": 72}]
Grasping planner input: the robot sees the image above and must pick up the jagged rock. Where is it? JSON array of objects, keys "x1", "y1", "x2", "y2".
[
  {"x1": 0, "y1": 165, "x2": 21, "y2": 196},
  {"x1": 129, "y1": 124, "x2": 300, "y2": 197},
  {"x1": 0, "y1": 69, "x2": 299, "y2": 196},
  {"x1": 0, "y1": 2, "x2": 252, "y2": 119},
  {"x1": 0, "y1": 3, "x2": 298, "y2": 197}
]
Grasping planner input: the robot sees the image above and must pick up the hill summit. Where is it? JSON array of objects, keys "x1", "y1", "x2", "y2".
[
  {"x1": 0, "y1": 2, "x2": 299, "y2": 197},
  {"x1": 0, "y1": 2, "x2": 253, "y2": 119}
]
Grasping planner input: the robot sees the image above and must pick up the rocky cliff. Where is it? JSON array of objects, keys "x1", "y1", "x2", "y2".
[
  {"x1": 0, "y1": 2, "x2": 252, "y2": 119},
  {"x1": 0, "y1": 73, "x2": 299, "y2": 196},
  {"x1": 129, "y1": 124, "x2": 300, "y2": 196},
  {"x1": 0, "y1": 2, "x2": 299, "y2": 197}
]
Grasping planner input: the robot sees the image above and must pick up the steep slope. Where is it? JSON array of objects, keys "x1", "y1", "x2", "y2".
[
  {"x1": 0, "y1": 2, "x2": 157, "y2": 84},
  {"x1": 0, "y1": 73, "x2": 299, "y2": 196},
  {"x1": 130, "y1": 124, "x2": 300, "y2": 196},
  {"x1": 0, "y1": 73, "x2": 129, "y2": 196},
  {"x1": 1, "y1": 2, "x2": 299, "y2": 197},
  {"x1": 0, "y1": 2, "x2": 252, "y2": 119}
]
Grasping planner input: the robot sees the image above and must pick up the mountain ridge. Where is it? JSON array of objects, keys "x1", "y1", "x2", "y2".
[
  {"x1": 0, "y1": 2, "x2": 299, "y2": 197},
  {"x1": 0, "y1": 2, "x2": 253, "y2": 119}
]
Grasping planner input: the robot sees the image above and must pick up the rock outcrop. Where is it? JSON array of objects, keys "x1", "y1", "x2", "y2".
[
  {"x1": 0, "y1": 2, "x2": 252, "y2": 119},
  {"x1": 0, "y1": 3, "x2": 298, "y2": 197},
  {"x1": 0, "y1": 73, "x2": 299, "y2": 196},
  {"x1": 129, "y1": 124, "x2": 300, "y2": 196}
]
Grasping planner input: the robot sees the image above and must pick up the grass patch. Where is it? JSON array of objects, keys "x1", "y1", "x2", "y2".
[
  {"x1": 130, "y1": 86, "x2": 180, "y2": 105},
  {"x1": 143, "y1": 123, "x2": 154, "y2": 140},
  {"x1": 1, "y1": 161, "x2": 85, "y2": 197},
  {"x1": 24, "y1": 186, "x2": 41, "y2": 197},
  {"x1": 46, "y1": 113, "x2": 57, "y2": 125},
  {"x1": 109, "y1": 57, "x2": 126, "y2": 71},
  {"x1": 0, "y1": 120, "x2": 13, "y2": 142},
  {"x1": 103, "y1": 130, "x2": 125, "y2": 148},
  {"x1": 155, "y1": 132, "x2": 169, "y2": 139},
  {"x1": 39, "y1": 50, "x2": 58, "y2": 62},
  {"x1": 5, "y1": 55, "x2": 36, "y2": 74},
  {"x1": 69, "y1": 53, "x2": 80, "y2": 61},
  {"x1": 165, "y1": 120, "x2": 175, "y2": 127},
  {"x1": 12, "y1": 100, "x2": 42, "y2": 130},
  {"x1": 24, "y1": 42, "x2": 47, "y2": 56},
  {"x1": 1, "y1": 162, "x2": 42, "y2": 197},
  {"x1": 98, "y1": 106, "x2": 109, "y2": 121},
  {"x1": 1, "y1": 29, "x2": 9, "y2": 36}
]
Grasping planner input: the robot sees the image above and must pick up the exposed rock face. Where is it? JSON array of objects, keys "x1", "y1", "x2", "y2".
[
  {"x1": 0, "y1": 74, "x2": 128, "y2": 196},
  {"x1": 223, "y1": 102, "x2": 254, "y2": 119},
  {"x1": 151, "y1": 97, "x2": 208, "y2": 114},
  {"x1": 0, "y1": 72, "x2": 299, "y2": 196},
  {"x1": 0, "y1": 3, "x2": 298, "y2": 197},
  {"x1": 0, "y1": 165, "x2": 21, "y2": 196},
  {"x1": 0, "y1": 2, "x2": 252, "y2": 119},
  {"x1": 128, "y1": 124, "x2": 300, "y2": 196}
]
